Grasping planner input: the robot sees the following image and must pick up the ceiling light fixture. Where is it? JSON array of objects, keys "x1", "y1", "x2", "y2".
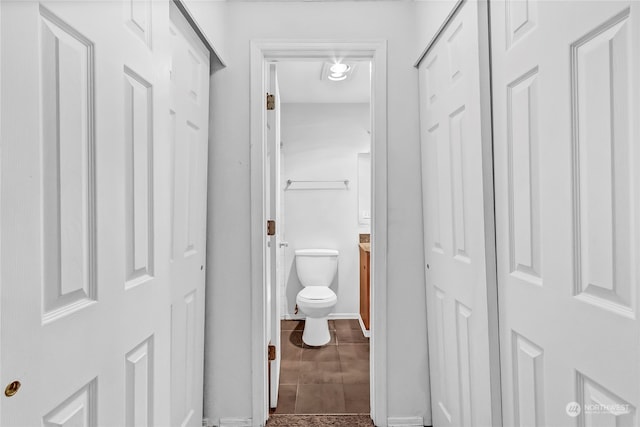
[
  {"x1": 328, "y1": 63, "x2": 350, "y2": 81},
  {"x1": 321, "y1": 61, "x2": 357, "y2": 82},
  {"x1": 330, "y1": 63, "x2": 350, "y2": 74}
]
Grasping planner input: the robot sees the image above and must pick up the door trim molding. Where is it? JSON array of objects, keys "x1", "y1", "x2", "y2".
[
  {"x1": 249, "y1": 39, "x2": 388, "y2": 426},
  {"x1": 218, "y1": 417, "x2": 253, "y2": 427},
  {"x1": 387, "y1": 416, "x2": 425, "y2": 427}
]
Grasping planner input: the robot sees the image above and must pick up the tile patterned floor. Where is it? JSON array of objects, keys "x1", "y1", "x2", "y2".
[{"x1": 274, "y1": 319, "x2": 370, "y2": 414}]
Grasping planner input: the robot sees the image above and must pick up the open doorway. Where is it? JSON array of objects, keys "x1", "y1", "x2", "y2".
[
  {"x1": 249, "y1": 40, "x2": 388, "y2": 426},
  {"x1": 269, "y1": 59, "x2": 372, "y2": 416}
]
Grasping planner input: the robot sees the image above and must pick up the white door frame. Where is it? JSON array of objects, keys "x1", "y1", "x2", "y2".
[
  {"x1": 415, "y1": 0, "x2": 502, "y2": 424},
  {"x1": 250, "y1": 39, "x2": 388, "y2": 427}
]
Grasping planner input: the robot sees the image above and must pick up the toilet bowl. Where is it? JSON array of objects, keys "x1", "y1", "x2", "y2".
[{"x1": 295, "y1": 249, "x2": 338, "y2": 346}]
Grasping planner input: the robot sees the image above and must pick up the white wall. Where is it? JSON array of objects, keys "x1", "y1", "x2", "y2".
[
  {"x1": 186, "y1": 1, "x2": 432, "y2": 425},
  {"x1": 280, "y1": 103, "x2": 370, "y2": 318},
  {"x1": 182, "y1": 0, "x2": 228, "y2": 63},
  {"x1": 357, "y1": 152, "x2": 371, "y2": 226},
  {"x1": 415, "y1": 0, "x2": 460, "y2": 62}
]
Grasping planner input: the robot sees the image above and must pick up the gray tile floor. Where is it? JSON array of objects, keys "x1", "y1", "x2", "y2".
[{"x1": 274, "y1": 319, "x2": 370, "y2": 414}]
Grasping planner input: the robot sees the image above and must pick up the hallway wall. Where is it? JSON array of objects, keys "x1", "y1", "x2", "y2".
[
  {"x1": 182, "y1": 0, "x2": 228, "y2": 62},
  {"x1": 188, "y1": 2, "x2": 430, "y2": 425},
  {"x1": 415, "y1": 0, "x2": 460, "y2": 61}
]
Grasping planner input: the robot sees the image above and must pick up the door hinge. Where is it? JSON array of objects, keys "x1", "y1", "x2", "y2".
[
  {"x1": 266, "y1": 93, "x2": 275, "y2": 110},
  {"x1": 268, "y1": 344, "x2": 276, "y2": 361},
  {"x1": 267, "y1": 93, "x2": 276, "y2": 110},
  {"x1": 267, "y1": 220, "x2": 276, "y2": 236}
]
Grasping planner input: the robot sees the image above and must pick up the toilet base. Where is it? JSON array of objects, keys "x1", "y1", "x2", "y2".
[{"x1": 302, "y1": 317, "x2": 330, "y2": 346}]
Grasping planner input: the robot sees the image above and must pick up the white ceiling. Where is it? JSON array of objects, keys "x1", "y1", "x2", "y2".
[
  {"x1": 228, "y1": 0, "x2": 409, "y2": 2},
  {"x1": 276, "y1": 61, "x2": 371, "y2": 104}
]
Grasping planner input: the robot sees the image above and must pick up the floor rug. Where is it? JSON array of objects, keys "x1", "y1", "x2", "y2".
[{"x1": 266, "y1": 414, "x2": 375, "y2": 426}]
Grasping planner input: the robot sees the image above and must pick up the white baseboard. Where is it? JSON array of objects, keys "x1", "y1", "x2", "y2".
[
  {"x1": 329, "y1": 312, "x2": 360, "y2": 320},
  {"x1": 281, "y1": 313, "x2": 305, "y2": 320},
  {"x1": 358, "y1": 314, "x2": 371, "y2": 337},
  {"x1": 218, "y1": 417, "x2": 252, "y2": 427},
  {"x1": 281, "y1": 313, "x2": 360, "y2": 321},
  {"x1": 387, "y1": 416, "x2": 425, "y2": 427}
]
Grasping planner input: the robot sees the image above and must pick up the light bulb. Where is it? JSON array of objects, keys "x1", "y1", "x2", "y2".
[{"x1": 330, "y1": 63, "x2": 349, "y2": 74}]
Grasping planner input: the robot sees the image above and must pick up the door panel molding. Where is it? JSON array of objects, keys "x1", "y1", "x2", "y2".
[{"x1": 40, "y1": 4, "x2": 98, "y2": 323}]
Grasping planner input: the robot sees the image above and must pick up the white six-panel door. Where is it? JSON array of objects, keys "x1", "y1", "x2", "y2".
[
  {"x1": 418, "y1": 1, "x2": 496, "y2": 426},
  {"x1": 0, "y1": 1, "x2": 209, "y2": 425},
  {"x1": 266, "y1": 63, "x2": 282, "y2": 409},
  {"x1": 491, "y1": 1, "x2": 640, "y2": 425},
  {"x1": 1, "y1": 1, "x2": 172, "y2": 424},
  {"x1": 168, "y1": 5, "x2": 210, "y2": 427}
]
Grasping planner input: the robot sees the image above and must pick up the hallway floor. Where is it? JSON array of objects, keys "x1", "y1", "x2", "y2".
[
  {"x1": 274, "y1": 319, "x2": 370, "y2": 414},
  {"x1": 267, "y1": 414, "x2": 374, "y2": 426}
]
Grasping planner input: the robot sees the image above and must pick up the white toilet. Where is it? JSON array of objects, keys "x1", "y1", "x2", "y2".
[{"x1": 295, "y1": 249, "x2": 339, "y2": 346}]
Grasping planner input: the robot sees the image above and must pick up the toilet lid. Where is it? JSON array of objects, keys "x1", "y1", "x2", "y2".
[{"x1": 298, "y1": 287, "x2": 336, "y2": 300}]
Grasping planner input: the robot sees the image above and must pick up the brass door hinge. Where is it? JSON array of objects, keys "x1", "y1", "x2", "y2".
[
  {"x1": 268, "y1": 344, "x2": 276, "y2": 361},
  {"x1": 267, "y1": 220, "x2": 276, "y2": 236},
  {"x1": 266, "y1": 93, "x2": 275, "y2": 110}
]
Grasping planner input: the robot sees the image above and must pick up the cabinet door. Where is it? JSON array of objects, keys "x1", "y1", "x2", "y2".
[{"x1": 360, "y1": 248, "x2": 370, "y2": 330}]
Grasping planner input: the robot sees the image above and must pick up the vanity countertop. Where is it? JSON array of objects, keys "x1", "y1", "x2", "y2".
[{"x1": 359, "y1": 243, "x2": 371, "y2": 253}]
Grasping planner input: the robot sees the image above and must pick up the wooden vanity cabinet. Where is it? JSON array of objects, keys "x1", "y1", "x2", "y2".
[{"x1": 359, "y1": 243, "x2": 370, "y2": 331}]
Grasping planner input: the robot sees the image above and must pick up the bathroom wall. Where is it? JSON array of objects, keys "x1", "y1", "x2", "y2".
[
  {"x1": 280, "y1": 103, "x2": 370, "y2": 318},
  {"x1": 357, "y1": 153, "x2": 371, "y2": 227},
  {"x1": 185, "y1": 1, "x2": 431, "y2": 425}
]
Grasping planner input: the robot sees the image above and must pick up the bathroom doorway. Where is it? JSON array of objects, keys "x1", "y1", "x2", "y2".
[
  {"x1": 249, "y1": 40, "x2": 388, "y2": 426},
  {"x1": 271, "y1": 59, "x2": 372, "y2": 416}
]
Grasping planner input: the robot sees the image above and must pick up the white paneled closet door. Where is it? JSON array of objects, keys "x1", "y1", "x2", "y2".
[
  {"x1": 491, "y1": 0, "x2": 640, "y2": 425},
  {"x1": 0, "y1": 1, "x2": 209, "y2": 425},
  {"x1": 168, "y1": 4, "x2": 210, "y2": 427},
  {"x1": 418, "y1": 1, "x2": 497, "y2": 426}
]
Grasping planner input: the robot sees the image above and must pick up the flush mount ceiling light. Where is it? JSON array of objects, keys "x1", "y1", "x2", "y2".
[
  {"x1": 321, "y1": 61, "x2": 357, "y2": 82},
  {"x1": 330, "y1": 63, "x2": 350, "y2": 74},
  {"x1": 328, "y1": 63, "x2": 350, "y2": 81}
]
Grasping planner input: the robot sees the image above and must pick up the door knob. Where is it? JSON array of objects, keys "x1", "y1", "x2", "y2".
[
  {"x1": 5, "y1": 381, "x2": 21, "y2": 397},
  {"x1": 279, "y1": 241, "x2": 289, "y2": 248}
]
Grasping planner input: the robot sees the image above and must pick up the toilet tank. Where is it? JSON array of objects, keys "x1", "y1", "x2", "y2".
[{"x1": 295, "y1": 249, "x2": 339, "y2": 287}]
